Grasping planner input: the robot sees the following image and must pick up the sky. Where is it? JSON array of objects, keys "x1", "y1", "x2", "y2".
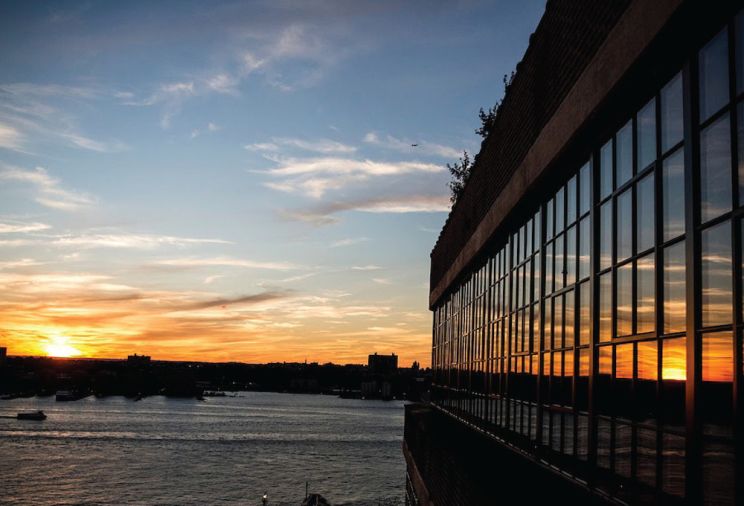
[{"x1": 0, "y1": 0, "x2": 546, "y2": 366}]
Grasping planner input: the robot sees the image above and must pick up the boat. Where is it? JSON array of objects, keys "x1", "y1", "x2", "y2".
[
  {"x1": 17, "y1": 410, "x2": 46, "y2": 421},
  {"x1": 301, "y1": 494, "x2": 330, "y2": 506}
]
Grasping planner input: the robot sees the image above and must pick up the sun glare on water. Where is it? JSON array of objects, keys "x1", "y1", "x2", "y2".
[{"x1": 45, "y1": 334, "x2": 82, "y2": 358}]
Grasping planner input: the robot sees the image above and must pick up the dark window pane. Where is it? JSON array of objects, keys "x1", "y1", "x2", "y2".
[
  {"x1": 617, "y1": 263, "x2": 632, "y2": 337},
  {"x1": 699, "y1": 28, "x2": 729, "y2": 122},
  {"x1": 702, "y1": 331, "x2": 734, "y2": 383},
  {"x1": 579, "y1": 161, "x2": 591, "y2": 215},
  {"x1": 545, "y1": 240, "x2": 554, "y2": 295},
  {"x1": 600, "y1": 201, "x2": 612, "y2": 270},
  {"x1": 700, "y1": 114, "x2": 732, "y2": 223},
  {"x1": 579, "y1": 281, "x2": 590, "y2": 346},
  {"x1": 534, "y1": 209, "x2": 541, "y2": 250},
  {"x1": 701, "y1": 221, "x2": 733, "y2": 327},
  {"x1": 616, "y1": 121, "x2": 633, "y2": 188},
  {"x1": 662, "y1": 148, "x2": 685, "y2": 240},
  {"x1": 738, "y1": 102, "x2": 744, "y2": 206},
  {"x1": 637, "y1": 172, "x2": 655, "y2": 252},
  {"x1": 600, "y1": 140, "x2": 613, "y2": 199},
  {"x1": 661, "y1": 73, "x2": 683, "y2": 152},
  {"x1": 556, "y1": 187, "x2": 565, "y2": 233},
  {"x1": 567, "y1": 175, "x2": 577, "y2": 225},
  {"x1": 565, "y1": 290, "x2": 574, "y2": 349},
  {"x1": 738, "y1": 11, "x2": 744, "y2": 94},
  {"x1": 579, "y1": 216, "x2": 590, "y2": 280},
  {"x1": 554, "y1": 295, "x2": 563, "y2": 349},
  {"x1": 664, "y1": 241, "x2": 687, "y2": 334},
  {"x1": 533, "y1": 251, "x2": 541, "y2": 302},
  {"x1": 637, "y1": 427, "x2": 657, "y2": 487},
  {"x1": 617, "y1": 189, "x2": 632, "y2": 262},
  {"x1": 638, "y1": 99, "x2": 657, "y2": 170},
  {"x1": 566, "y1": 225, "x2": 576, "y2": 286},
  {"x1": 599, "y1": 272, "x2": 612, "y2": 342},
  {"x1": 555, "y1": 233, "x2": 564, "y2": 291},
  {"x1": 637, "y1": 254, "x2": 655, "y2": 334},
  {"x1": 662, "y1": 432, "x2": 686, "y2": 498},
  {"x1": 546, "y1": 197, "x2": 554, "y2": 240}
]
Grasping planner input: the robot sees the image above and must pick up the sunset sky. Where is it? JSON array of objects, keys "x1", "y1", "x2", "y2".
[{"x1": 0, "y1": 1, "x2": 545, "y2": 365}]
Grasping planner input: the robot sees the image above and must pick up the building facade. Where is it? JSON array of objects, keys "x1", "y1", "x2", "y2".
[{"x1": 405, "y1": 1, "x2": 744, "y2": 504}]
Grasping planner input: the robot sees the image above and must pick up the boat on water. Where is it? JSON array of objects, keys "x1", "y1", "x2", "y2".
[
  {"x1": 301, "y1": 494, "x2": 330, "y2": 506},
  {"x1": 17, "y1": 410, "x2": 46, "y2": 421}
]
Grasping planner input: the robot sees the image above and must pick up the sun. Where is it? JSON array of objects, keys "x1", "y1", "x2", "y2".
[{"x1": 44, "y1": 334, "x2": 82, "y2": 358}]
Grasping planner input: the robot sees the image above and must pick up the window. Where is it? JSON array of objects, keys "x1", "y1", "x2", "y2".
[
  {"x1": 701, "y1": 221, "x2": 732, "y2": 327},
  {"x1": 638, "y1": 99, "x2": 656, "y2": 170},
  {"x1": 699, "y1": 114, "x2": 732, "y2": 223},
  {"x1": 699, "y1": 28, "x2": 729, "y2": 122},
  {"x1": 662, "y1": 149, "x2": 685, "y2": 241}
]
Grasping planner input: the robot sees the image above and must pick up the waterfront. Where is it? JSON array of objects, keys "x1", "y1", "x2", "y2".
[{"x1": 0, "y1": 393, "x2": 406, "y2": 505}]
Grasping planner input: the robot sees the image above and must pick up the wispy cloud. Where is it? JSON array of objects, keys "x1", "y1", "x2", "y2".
[
  {"x1": 0, "y1": 221, "x2": 51, "y2": 234},
  {"x1": 0, "y1": 123, "x2": 25, "y2": 152},
  {"x1": 246, "y1": 137, "x2": 356, "y2": 155},
  {"x1": 0, "y1": 84, "x2": 128, "y2": 153},
  {"x1": 52, "y1": 234, "x2": 230, "y2": 249},
  {"x1": 0, "y1": 166, "x2": 94, "y2": 211},
  {"x1": 351, "y1": 265, "x2": 382, "y2": 271},
  {"x1": 330, "y1": 237, "x2": 369, "y2": 248},
  {"x1": 283, "y1": 194, "x2": 450, "y2": 225},
  {"x1": 155, "y1": 256, "x2": 299, "y2": 271},
  {"x1": 262, "y1": 156, "x2": 442, "y2": 199},
  {"x1": 364, "y1": 131, "x2": 461, "y2": 159},
  {"x1": 372, "y1": 277, "x2": 393, "y2": 285}
]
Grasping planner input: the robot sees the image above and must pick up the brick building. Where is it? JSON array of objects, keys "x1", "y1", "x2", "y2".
[{"x1": 404, "y1": 1, "x2": 744, "y2": 504}]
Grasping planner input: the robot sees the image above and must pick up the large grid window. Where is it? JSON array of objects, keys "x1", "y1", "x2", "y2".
[{"x1": 431, "y1": 10, "x2": 744, "y2": 506}]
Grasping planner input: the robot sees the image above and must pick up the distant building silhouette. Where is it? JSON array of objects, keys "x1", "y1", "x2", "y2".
[
  {"x1": 0, "y1": 346, "x2": 6, "y2": 365},
  {"x1": 406, "y1": 1, "x2": 744, "y2": 505},
  {"x1": 367, "y1": 353, "x2": 397, "y2": 375},
  {"x1": 127, "y1": 354, "x2": 151, "y2": 366}
]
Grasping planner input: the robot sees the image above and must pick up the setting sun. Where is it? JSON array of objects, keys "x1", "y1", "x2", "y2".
[{"x1": 45, "y1": 335, "x2": 82, "y2": 358}]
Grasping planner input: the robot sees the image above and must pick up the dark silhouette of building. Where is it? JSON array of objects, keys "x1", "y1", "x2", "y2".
[
  {"x1": 127, "y1": 354, "x2": 151, "y2": 366},
  {"x1": 405, "y1": 1, "x2": 743, "y2": 505},
  {"x1": 368, "y1": 353, "x2": 398, "y2": 375},
  {"x1": 0, "y1": 347, "x2": 6, "y2": 364}
]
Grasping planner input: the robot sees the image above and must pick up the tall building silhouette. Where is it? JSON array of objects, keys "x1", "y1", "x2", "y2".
[{"x1": 405, "y1": 1, "x2": 743, "y2": 504}]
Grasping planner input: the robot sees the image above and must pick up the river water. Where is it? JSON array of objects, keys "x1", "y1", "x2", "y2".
[{"x1": 0, "y1": 392, "x2": 406, "y2": 505}]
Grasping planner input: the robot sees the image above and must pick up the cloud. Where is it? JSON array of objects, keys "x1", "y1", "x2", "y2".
[
  {"x1": 206, "y1": 74, "x2": 240, "y2": 95},
  {"x1": 246, "y1": 137, "x2": 356, "y2": 155},
  {"x1": 0, "y1": 221, "x2": 51, "y2": 234},
  {"x1": 182, "y1": 291, "x2": 291, "y2": 311},
  {"x1": 0, "y1": 258, "x2": 43, "y2": 269},
  {"x1": 52, "y1": 234, "x2": 230, "y2": 249},
  {"x1": 0, "y1": 123, "x2": 24, "y2": 151},
  {"x1": 372, "y1": 277, "x2": 393, "y2": 285},
  {"x1": 351, "y1": 265, "x2": 382, "y2": 271},
  {"x1": 0, "y1": 84, "x2": 127, "y2": 153},
  {"x1": 190, "y1": 122, "x2": 221, "y2": 139},
  {"x1": 261, "y1": 156, "x2": 443, "y2": 199},
  {"x1": 155, "y1": 256, "x2": 299, "y2": 271},
  {"x1": 283, "y1": 194, "x2": 450, "y2": 225},
  {"x1": 330, "y1": 237, "x2": 369, "y2": 248},
  {"x1": 0, "y1": 166, "x2": 94, "y2": 211},
  {"x1": 364, "y1": 131, "x2": 461, "y2": 159}
]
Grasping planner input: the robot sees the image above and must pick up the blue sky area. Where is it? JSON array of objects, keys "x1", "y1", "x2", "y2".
[{"x1": 0, "y1": 0, "x2": 546, "y2": 364}]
